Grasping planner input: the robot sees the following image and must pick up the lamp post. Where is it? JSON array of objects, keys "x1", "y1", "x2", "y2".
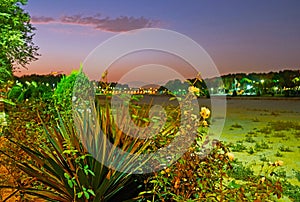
[{"x1": 260, "y1": 79, "x2": 265, "y2": 95}]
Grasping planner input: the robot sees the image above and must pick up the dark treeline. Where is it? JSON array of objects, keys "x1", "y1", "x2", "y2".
[
  {"x1": 14, "y1": 69, "x2": 300, "y2": 97},
  {"x1": 204, "y1": 69, "x2": 300, "y2": 96},
  {"x1": 15, "y1": 74, "x2": 63, "y2": 88},
  {"x1": 159, "y1": 69, "x2": 300, "y2": 96}
]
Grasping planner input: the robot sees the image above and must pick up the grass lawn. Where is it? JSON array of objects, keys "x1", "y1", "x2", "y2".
[{"x1": 220, "y1": 98, "x2": 300, "y2": 188}]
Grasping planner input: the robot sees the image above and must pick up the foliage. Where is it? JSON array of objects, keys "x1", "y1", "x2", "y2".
[
  {"x1": 293, "y1": 169, "x2": 300, "y2": 182},
  {"x1": 138, "y1": 142, "x2": 234, "y2": 201},
  {"x1": 164, "y1": 79, "x2": 189, "y2": 95},
  {"x1": 230, "y1": 123, "x2": 243, "y2": 129},
  {"x1": 227, "y1": 161, "x2": 254, "y2": 180},
  {"x1": 53, "y1": 68, "x2": 92, "y2": 120},
  {"x1": 229, "y1": 142, "x2": 247, "y2": 152},
  {"x1": 0, "y1": 67, "x2": 12, "y2": 87},
  {"x1": 16, "y1": 74, "x2": 63, "y2": 85},
  {"x1": 282, "y1": 182, "x2": 300, "y2": 201},
  {"x1": 1, "y1": 69, "x2": 299, "y2": 201},
  {"x1": 244, "y1": 136, "x2": 256, "y2": 143},
  {"x1": 275, "y1": 151, "x2": 283, "y2": 157},
  {"x1": 7, "y1": 80, "x2": 53, "y2": 102},
  {"x1": 0, "y1": 0, "x2": 39, "y2": 72},
  {"x1": 0, "y1": 97, "x2": 152, "y2": 201},
  {"x1": 254, "y1": 140, "x2": 271, "y2": 151},
  {"x1": 0, "y1": 96, "x2": 52, "y2": 201},
  {"x1": 53, "y1": 70, "x2": 78, "y2": 113},
  {"x1": 139, "y1": 141, "x2": 284, "y2": 201},
  {"x1": 279, "y1": 145, "x2": 293, "y2": 152},
  {"x1": 216, "y1": 70, "x2": 300, "y2": 95},
  {"x1": 268, "y1": 121, "x2": 300, "y2": 131}
]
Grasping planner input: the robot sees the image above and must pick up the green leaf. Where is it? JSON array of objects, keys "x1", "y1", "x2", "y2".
[
  {"x1": 0, "y1": 12, "x2": 10, "y2": 18},
  {"x1": 228, "y1": 180, "x2": 241, "y2": 189},
  {"x1": 64, "y1": 173, "x2": 70, "y2": 179},
  {"x1": 84, "y1": 191, "x2": 90, "y2": 199},
  {"x1": 87, "y1": 189, "x2": 95, "y2": 196},
  {"x1": 88, "y1": 169, "x2": 95, "y2": 176},
  {"x1": 77, "y1": 192, "x2": 83, "y2": 198},
  {"x1": 142, "y1": 118, "x2": 150, "y2": 122},
  {"x1": 67, "y1": 180, "x2": 73, "y2": 188},
  {"x1": 131, "y1": 114, "x2": 139, "y2": 119}
]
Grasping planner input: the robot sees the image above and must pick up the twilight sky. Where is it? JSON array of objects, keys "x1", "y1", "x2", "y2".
[{"x1": 17, "y1": 0, "x2": 300, "y2": 83}]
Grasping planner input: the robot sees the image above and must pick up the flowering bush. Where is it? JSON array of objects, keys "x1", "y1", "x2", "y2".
[
  {"x1": 139, "y1": 141, "x2": 285, "y2": 201},
  {"x1": 137, "y1": 91, "x2": 284, "y2": 201}
]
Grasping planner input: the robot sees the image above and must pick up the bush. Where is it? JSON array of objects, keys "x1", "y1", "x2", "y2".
[
  {"x1": 139, "y1": 141, "x2": 237, "y2": 201},
  {"x1": 231, "y1": 123, "x2": 243, "y2": 129},
  {"x1": 138, "y1": 142, "x2": 284, "y2": 201},
  {"x1": 282, "y1": 182, "x2": 300, "y2": 201},
  {"x1": 0, "y1": 98, "x2": 150, "y2": 201},
  {"x1": 293, "y1": 169, "x2": 300, "y2": 182},
  {"x1": 227, "y1": 161, "x2": 254, "y2": 180},
  {"x1": 8, "y1": 81, "x2": 53, "y2": 103},
  {"x1": 53, "y1": 71, "x2": 78, "y2": 113},
  {"x1": 230, "y1": 142, "x2": 247, "y2": 152},
  {"x1": 53, "y1": 69, "x2": 93, "y2": 120}
]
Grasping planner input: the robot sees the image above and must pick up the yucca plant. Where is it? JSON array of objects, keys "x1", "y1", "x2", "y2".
[{"x1": 0, "y1": 95, "x2": 152, "y2": 201}]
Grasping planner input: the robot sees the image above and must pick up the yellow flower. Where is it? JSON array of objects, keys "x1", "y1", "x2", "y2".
[
  {"x1": 200, "y1": 107, "x2": 210, "y2": 119},
  {"x1": 275, "y1": 160, "x2": 284, "y2": 166},
  {"x1": 226, "y1": 152, "x2": 235, "y2": 161},
  {"x1": 261, "y1": 177, "x2": 266, "y2": 183},
  {"x1": 188, "y1": 86, "x2": 200, "y2": 93},
  {"x1": 202, "y1": 120, "x2": 208, "y2": 127}
]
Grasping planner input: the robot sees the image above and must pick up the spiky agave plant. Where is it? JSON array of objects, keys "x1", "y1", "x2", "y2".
[{"x1": 0, "y1": 96, "x2": 152, "y2": 202}]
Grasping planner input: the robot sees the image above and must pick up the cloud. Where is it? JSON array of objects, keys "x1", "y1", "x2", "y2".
[
  {"x1": 31, "y1": 14, "x2": 160, "y2": 32},
  {"x1": 31, "y1": 16, "x2": 56, "y2": 24},
  {"x1": 95, "y1": 16, "x2": 158, "y2": 32}
]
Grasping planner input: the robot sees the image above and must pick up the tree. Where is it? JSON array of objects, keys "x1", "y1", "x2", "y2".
[
  {"x1": 0, "y1": 0, "x2": 39, "y2": 76},
  {"x1": 164, "y1": 79, "x2": 189, "y2": 95}
]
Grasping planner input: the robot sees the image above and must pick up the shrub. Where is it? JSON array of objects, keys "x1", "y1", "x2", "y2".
[
  {"x1": 227, "y1": 161, "x2": 254, "y2": 181},
  {"x1": 279, "y1": 145, "x2": 293, "y2": 152},
  {"x1": 139, "y1": 142, "x2": 284, "y2": 201},
  {"x1": 230, "y1": 142, "x2": 247, "y2": 152},
  {"x1": 139, "y1": 141, "x2": 237, "y2": 201},
  {"x1": 53, "y1": 70, "x2": 78, "y2": 114},
  {"x1": 275, "y1": 151, "x2": 283, "y2": 157},
  {"x1": 0, "y1": 97, "x2": 151, "y2": 201},
  {"x1": 282, "y1": 182, "x2": 300, "y2": 201},
  {"x1": 259, "y1": 154, "x2": 269, "y2": 162},
  {"x1": 255, "y1": 141, "x2": 271, "y2": 151},
  {"x1": 268, "y1": 121, "x2": 300, "y2": 131},
  {"x1": 258, "y1": 127, "x2": 272, "y2": 134},
  {"x1": 53, "y1": 68, "x2": 92, "y2": 121},
  {"x1": 245, "y1": 136, "x2": 256, "y2": 143},
  {"x1": 231, "y1": 123, "x2": 243, "y2": 129},
  {"x1": 293, "y1": 169, "x2": 300, "y2": 182},
  {"x1": 247, "y1": 146, "x2": 255, "y2": 154}
]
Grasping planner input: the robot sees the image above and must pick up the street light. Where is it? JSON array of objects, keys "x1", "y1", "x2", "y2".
[{"x1": 260, "y1": 80, "x2": 265, "y2": 95}]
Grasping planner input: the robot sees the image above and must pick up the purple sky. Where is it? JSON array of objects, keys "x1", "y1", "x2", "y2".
[{"x1": 17, "y1": 0, "x2": 300, "y2": 82}]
